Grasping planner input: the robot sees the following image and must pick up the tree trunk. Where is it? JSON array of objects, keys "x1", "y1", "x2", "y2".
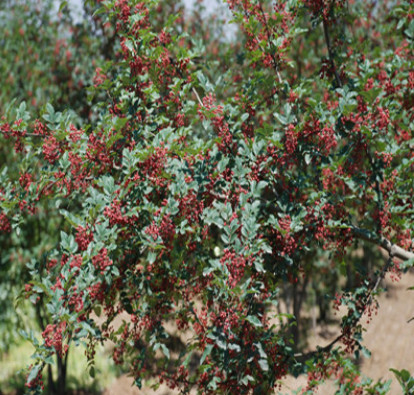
[{"x1": 56, "y1": 351, "x2": 68, "y2": 395}]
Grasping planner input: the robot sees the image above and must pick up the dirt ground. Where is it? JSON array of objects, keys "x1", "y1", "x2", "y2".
[{"x1": 103, "y1": 271, "x2": 414, "y2": 395}]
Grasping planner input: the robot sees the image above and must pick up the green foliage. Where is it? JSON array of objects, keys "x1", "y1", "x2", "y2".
[
  {"x1": 0, "y1": 0, "x2": 413, "y2": 394},
  {"x1": 390, "y1": 368, "x2": 414, "y2": 394}
]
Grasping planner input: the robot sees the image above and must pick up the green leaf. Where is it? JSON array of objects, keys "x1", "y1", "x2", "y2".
[
  {"x1": 396, "y1": 369, "x2": 410, "y2": 383},
  {"x1": 200, "y1": 344, "x2": 213, "y2": 365},
  {"x1": 93, "y1": 306, "x2": 102, "y2": 317},
  {"x1": 27, "y1": 365, "x2": 41, "y2": 384},
  {"x1": 241, "y1": 375, "x2": 255, "y2": 385},
  {"x1": 125, "y1": 39, "x2": 134, "y2": 53},
  {"x1": 228, "y1": 343, "x2": 241, "y2": 352},
  {"x1": 147, "y1": 251, "x2": 157, "y2": 264},
  {"x1": 255, "y1": 342, "x2": 267, "y2": 359},
  {"x1": 241, "y1": 113, "x2": 249, "y2": 122},
  {"x1": 182, "y1": 352, "x2": 193, "y2": 368},
  {"x1": 160, "y1": 343, "x2": 170, "y2": 359},
  {"x1": 46, "y1": 103, "x2": 55, "y2": 115},
  {"x1": 59, "y1": 1, "x2": 68, "y2": 12},
  {"x1": 258, "y1": 359, "x2": 269, "y2": 372},
  {"x1": 246, "y1": 315, "x2": 262, "y2": 327},
  {"x1": 135, "y1": 377, "x2": 142, "y2": 389}
]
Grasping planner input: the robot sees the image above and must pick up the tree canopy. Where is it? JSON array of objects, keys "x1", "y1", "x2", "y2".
[{"x1": 0, "y1": 0, "x2": 413, "y2": 393}]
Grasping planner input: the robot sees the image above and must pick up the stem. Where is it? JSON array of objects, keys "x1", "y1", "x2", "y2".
[
  {"x1": 0, "y1": 129, "x2": 46, "y2": 138},
  {"x1": 257, "y1": 4, "x2": 283, "y2": 84},
  {"x1": 37, "y1": 177, "x2": 62, "y2": 199},
  {"x1": 162, "y1": 42, "x2": 204, "y2": 108},
  {"x1": 191, "y1": 87, "x2": 204, "y2": 108},
  {"x1": 57, "y1": 353, "x2": 66, "y2": 395},
  {"x1": 47, "y1": 364, "x2": 55, "y2": 395},
  {"x1": 322, "y1": 19, "x2": 342, "y2": 88}
]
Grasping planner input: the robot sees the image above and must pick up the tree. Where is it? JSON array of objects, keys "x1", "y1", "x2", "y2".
[
  {"x1": 0, "y1": 0, "x2": 413, "y2": 393},
  {"x1": 0, "y1": 0, "x2": 115, "y2": 392}
]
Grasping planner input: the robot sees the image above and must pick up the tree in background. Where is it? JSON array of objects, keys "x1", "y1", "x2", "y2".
[
  {"x1": 0, "y1": 0, "x2": 413, "y2": 394},
  {"x1": 0, "y1": 0, "x2": 115, "y2": 391}
]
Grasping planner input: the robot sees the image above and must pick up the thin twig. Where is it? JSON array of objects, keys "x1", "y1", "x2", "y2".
[
  {"x1": 191, "y1": 87, "x2": 203, "y2": 107},
  {"x1": 322, "y1": 19, "x2": 342, "y2": 88},
  {"x1": 37, "y1": 178, "x2": 62, "y2": 199},
  {"x1": 257, "y1": 3, "x2": 283, "y2": 84},
  {"x1": 160, "y1": 36, "x2": 204, "y2": 108},
  {"x1": 0, "y1": 129, "x2": 47, "y2": 138}
]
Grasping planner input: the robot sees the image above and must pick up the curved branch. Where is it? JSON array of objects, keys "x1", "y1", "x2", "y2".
[
  {"x1": 294, "y1": 226, "x2": 413, "y2": 364},
  {"x1": 294, "y1": 248, "x2": 395, "y2": 364},
  {"x1": 350, "y1": 226, "x2": 414, "y2": 262}
]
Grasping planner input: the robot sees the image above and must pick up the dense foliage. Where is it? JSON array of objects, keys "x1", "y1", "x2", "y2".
[
  {"x1": 0, "y1": 0, "x2": 413, "y2": 393},
  {"x1": 0, "y1": 0, "x2": 114, "y2": 389}
]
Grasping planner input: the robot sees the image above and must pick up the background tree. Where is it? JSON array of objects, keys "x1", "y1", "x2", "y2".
[{"x1": 0, "y1": 0, "x2": 116, "y2": 392}]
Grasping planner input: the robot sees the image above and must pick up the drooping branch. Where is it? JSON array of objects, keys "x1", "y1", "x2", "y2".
[
  {"x1": 294, "y1": 224, "x2": 413, "y2": 364},
  {"x1": 294, "y1": 247, "x2": 396, "y2": 364}
]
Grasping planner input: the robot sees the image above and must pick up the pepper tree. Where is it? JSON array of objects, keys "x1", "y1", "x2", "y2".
[
  {"x1": 0, "y1": 0, "x2": 413, "y2": 393},
  {"x1": 0, "y1": 1, "x2": 119, "y2": 392}
]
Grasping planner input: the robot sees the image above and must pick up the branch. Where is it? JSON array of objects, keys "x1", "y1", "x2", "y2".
[
  {"x1": 191, "y1": 86, "x2": 204, "y2": 108},
  {"x1": 295, "y1": 226, "x2": 414, "y2": 363},
  {"x1": 350, "y1": 226, "x2": 414, "y2": 262},
  {"x1": 294, "y1": 248, "x2": 396, "y2": 363},
  {"x1": 0, "y1": 129, "x2": 47, "y2": 138},
  {"x1": 294, "y1": 225, "x2": 414, "y2": 364},
  {"x1": 257, "y1": 4, "x2": 283, "y2": 84},
  {"x1": 322, "y1": 19, "x2": 342, "y2": 88}
]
